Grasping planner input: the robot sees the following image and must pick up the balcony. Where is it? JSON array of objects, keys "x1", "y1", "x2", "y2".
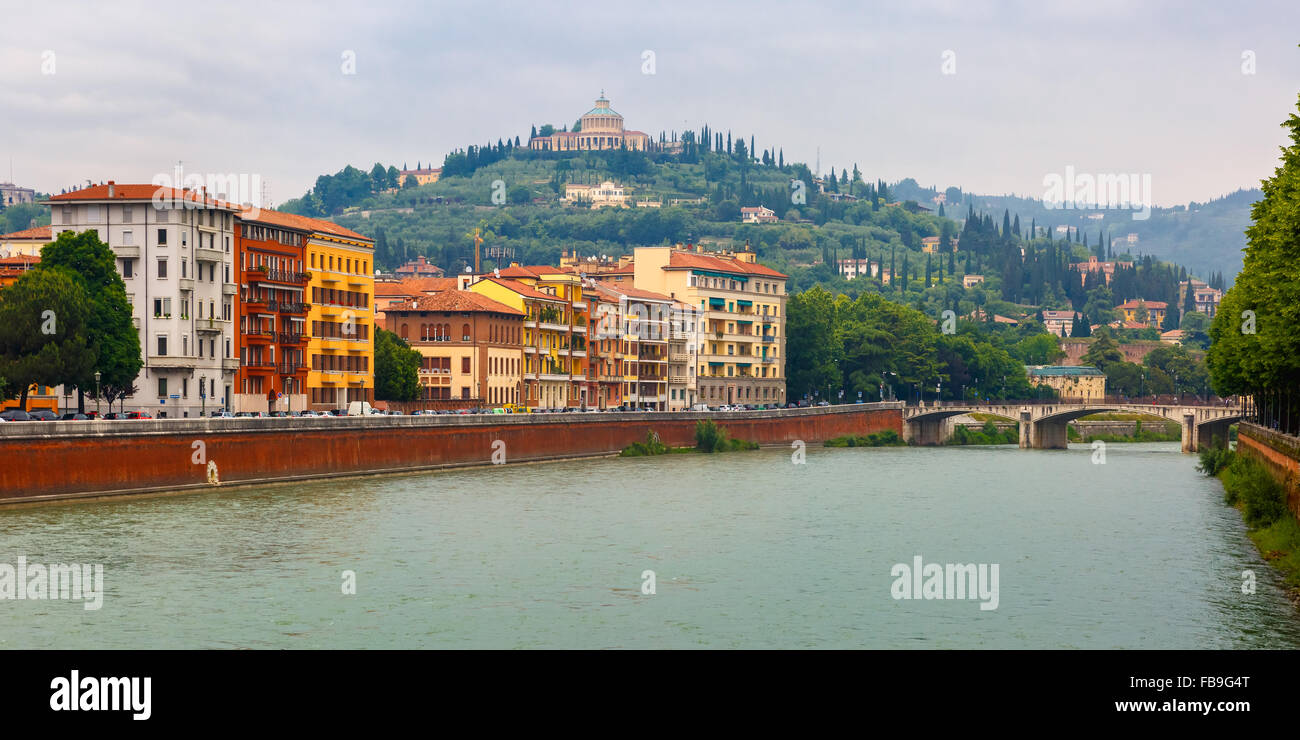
[
  {"x1": 178, "y1": 278, "x2": 195, "y2": 292},
  {"x1": 278, "y1": 332, "x2": 308, "y2": 345},
  {"x1": 196, "y1": 317, "x2": 228, "y2": 334},
  {"x1": 242, "y1": 329, "x2": 274, "y2": 344},
  {"x1": 245, "y1": 268, "x2": 309, "y2": 286},
  {"x1": 195, "y1": 246, "x2": 224, "y2": 263},
  {"x1": 147, "y1": 356, "x2": 198, "y2": 369},
  {"x1": 222, "y1": 283, "x2": 237, "y2": 296},
  {"x1": 278, "y1": 301, "x2": 310, "y2": 315},
  {"x1": 242, "y1": 360, "x2": 275, "y2": 374},
  {"x1": 669, "y1": 353, "x2": 689, "y2": 363},
  {"x1": 277, "y1": 363, "x2": 309, "y2": 375},
  {"x1": 221, "y1": 358, "x2": 239, "y2": 371},
  {"x1": 111, "y1": 245, "x2": 141, "y2": 259},
  {"x1": 762, "y1": 335, "x2": 776, "y2": 342},
  {"x1": 243, "y1": 297, "x2": 269, "y2": 313}
]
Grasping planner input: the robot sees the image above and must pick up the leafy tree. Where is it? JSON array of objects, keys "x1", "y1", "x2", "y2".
[
  {"x1": 374, "y1": 329, "x2": 421, "y2": 402},
  {"x1": 37, "y1": 229, "x2": 141, "y2": 411},
  {"x1": 1081, "y1": 330, "x2": 1123, "y2": 372},
  {"x1": 0, "y1": 267, "x2": 93, "y2": 409}
]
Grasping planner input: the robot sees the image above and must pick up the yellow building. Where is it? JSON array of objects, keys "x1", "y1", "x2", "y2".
[
  {"x1": 397, "y1": 167, "x2": 441, "y2": 187},
  {"x1": 1026, "y1": 365, "x2": 1106, "y2": 402},
  {"x1": 470, "y1": 267, "x2": 589, "y2": 409},
  {"x1": 0, "y1": 225, "x2": 51, "y2": 257},
  {"x1": 632, "y1": 244, "x2": 788, "y2": 406},
  {"x1": 1118, "y1": 299, "x2": 1167, "y2": 327},
  {"x1": 304, "y1": 222, "x2": 375, "y2": 411}
]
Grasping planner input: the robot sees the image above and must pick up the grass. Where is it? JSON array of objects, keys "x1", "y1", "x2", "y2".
[
  {"x1": 824, "y1": 429, "x2": 907, "y2": 447},
  {"x1": 1200, "y1": 449, "x2": 1300, "y2": 592}
]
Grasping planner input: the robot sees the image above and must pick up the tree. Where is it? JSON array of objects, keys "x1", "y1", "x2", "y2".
[
  {"x1": 0, "y1": 267, "x2": 93, "y2": 410},
  {"x1": 374, "y1": 329, "x2": 421, "y2": 402},
  {"x1": 404, "y1": 174, "x2": 419, "y2": 189},
  {"x1": 1081, "y1": 330, "x2": 1123, "y2": 372},
  {"x1": 37, "y1": 229, "x2": 140, "y2": 411}
]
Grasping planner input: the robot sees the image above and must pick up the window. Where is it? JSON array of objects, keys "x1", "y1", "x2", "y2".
[
  {"x1": 157, "y1": 335, "x2": 168, "y2": 356},
  {"x1": 462, "y1": 323, "x2": 471, "y2": 341},
  {"x1": 122, "y1": 230, "x2": 134, "y2": 245},
  {"x1": 121, "y1": 259, "x2": 134, "y2": 278},
  {"x1": 461, "y1": 357, "x2": 471, "y2": 374},
  {"x1": 157, "y1": 377, "x2": 167, "y2": 397},
  {"x1": 157, "y1": 258, "x2": 167, "y2": 279},
  {"x1": 122, "y1": 206, "x2": 134, "y2": 223},
  {"x1": 182, "y1": 377, "x2": 189, "y2": 398}
]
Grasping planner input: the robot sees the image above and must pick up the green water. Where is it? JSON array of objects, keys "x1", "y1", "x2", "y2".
[{"x1": 2, "y1": 442, "x2": 1297, "y2": 648}]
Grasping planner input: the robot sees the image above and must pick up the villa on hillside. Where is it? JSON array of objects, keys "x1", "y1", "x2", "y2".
[{"x1": 741, "y1": 206, "x2": 778, "y2": 224}]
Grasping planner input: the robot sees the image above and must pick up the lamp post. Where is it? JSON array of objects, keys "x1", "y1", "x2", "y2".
[
  {"x1": 200, "y1": 374, "x2": 207, "y2": 417},
  {"x1": 94, "y1": 371, "x2": 101, "y2": 415}
]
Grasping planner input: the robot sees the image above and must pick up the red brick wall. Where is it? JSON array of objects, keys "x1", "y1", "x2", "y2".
[
  {"x1": 1236, "y1": 424, "x2": 1300, "y2": 519},
  {"x1": 0, "y1": 407, "x2": 901, "y2": 504}
]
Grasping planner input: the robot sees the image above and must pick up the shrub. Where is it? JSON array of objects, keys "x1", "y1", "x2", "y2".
[
  {"x1": 1196, "y1": 447, "x2": 1234, "y2": 477},
  {"x1": 1221, "y1": 455, "x2": 1288, "y2": 527},
  {"x1": 695, "y1": 419, "x2": 729, "y2": 453},
  {"x1": 620, "y1": 429, "x2": 668, "y2": 457}
]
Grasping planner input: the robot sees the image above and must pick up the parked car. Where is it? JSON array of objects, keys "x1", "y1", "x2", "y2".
[
  {"x1": 234, "y1": 411, "x2": 263, "y2": 418},
  {"x1": 101, "y1": 412, "x2": 125, "y2": 420},
  {"x1": 816, "y1": 400, "x2": 830, "y2": 407},
  {"x1": 59, "y1": 413, "x2": 91, "y2": 421},
  {"x1": 28, "y1": 409, "x2": 59, "y2": 421},
  {"x1": 125, "y1": 411, "x2": 152, "y2": 419},
  {"x1": 0, "y1": 409, "x2": 33, "y2": 422},
  {"x1": 327, "y1": 409, "x2": 347, "y2": 416},
  {"x1": 209, "y1": 410, "x2": 235, "y2": 418},
  {"x1": 267, "y1": 411, "x2": 289, "y2": 417}
]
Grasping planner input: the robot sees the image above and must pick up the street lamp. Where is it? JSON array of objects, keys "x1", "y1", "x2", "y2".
[
  {"x1": 200, "y1": 374, "x2": 207, "y2": 417},
  {"x1": 94, "y1": 371, "x2": 101, "y2": 415}
]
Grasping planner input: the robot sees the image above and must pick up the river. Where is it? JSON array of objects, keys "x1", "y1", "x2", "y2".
[{"x1": 2, "y1": 441, "x2": 1297, "y2": 648}]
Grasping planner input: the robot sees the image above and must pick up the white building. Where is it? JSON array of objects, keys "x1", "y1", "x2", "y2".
[
  {"x1": 565, "y1": 180, "x2": 627, "y2": 208},
  {"x1": 740, "y1": 206, "x2": 778, "y2": 224},
  {"x1": 47, "y1": 181, "x2": 239, "y2": 417},
  {"x1": 668, "y1": 300, "x2": 704, "y2": 410}
]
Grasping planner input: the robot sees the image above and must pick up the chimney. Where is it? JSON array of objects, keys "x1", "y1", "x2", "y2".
[{"x1": 107, "y1": 181, "x2": 115, "y2": 198}]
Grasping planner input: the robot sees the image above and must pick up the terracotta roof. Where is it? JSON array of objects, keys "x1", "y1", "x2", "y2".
[
  {"x1": 400, "y1": 168, "x2": 441, "y2": 176},
  {"x1": 238, "y1": 207, "x2": 370, "y2": 242},
  {"x1": 1041, "y1": 310, "x2": 1076, "y2": 320},
  {"x1": 0, "y1": 225, "x2": 51, "y2": 240},
  {"x1": 388, "y1": 290, "x2": 522, "y2": 315},
  {"x1": 48, "y1": 182, "x2": 239, "y2": 210},
  {"x1": 666, "y1": 251, "x2": 787, "y2": 279},
  {"x1": 373, "y1": 277, "x2": 456, "y2": 298},
  {"x1": 589, "y1": 281, "x2": 672, "y2": 303},
  {"x1": 480, "y1": 277, "x2": 566, "y2": 303},
  {"x1": 1118, "y1": 299, "x2": 1167, "y2": 310},
  {"x1": 0, "y1": 255, "x2": 40, "y2": 266},
  {"x1": 497, "y1": 265, "x2": 543, "y2": 278}
]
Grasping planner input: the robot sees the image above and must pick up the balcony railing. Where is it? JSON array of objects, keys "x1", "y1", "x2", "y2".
[
  {"x1": 278, "y1": 332, "x2": 308, "y2": 344},
  {"x1": 246, "y1": 268, "x2": 310, "y2": 285}
]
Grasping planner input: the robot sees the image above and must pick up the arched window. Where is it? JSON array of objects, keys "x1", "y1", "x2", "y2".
[
  {"x1": 462, "y1": 323, "x2": 470, "y2": 341},
  {"x1": 400, "y1": 323, "x2": 409, "y2": 340}
]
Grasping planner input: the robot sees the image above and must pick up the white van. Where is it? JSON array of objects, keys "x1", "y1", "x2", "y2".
[{"x1": 346, "y1": 401, "x2": 375, "y2": 416}]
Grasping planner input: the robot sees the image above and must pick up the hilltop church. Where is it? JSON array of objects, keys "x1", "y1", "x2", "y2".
[{"x1": 528, "y1": 93, "x2": 651, "y2": 152}]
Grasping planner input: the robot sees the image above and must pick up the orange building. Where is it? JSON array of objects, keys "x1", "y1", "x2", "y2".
[
  {"x1": 0, "y1": 254, "x2": 40, "y2": 288},
  {"x1": 233, "y1": 209, "x2": 312, "y2": 413},
  {"x1": 384, "y1": 290, "x2": 523, "y2": 408}
]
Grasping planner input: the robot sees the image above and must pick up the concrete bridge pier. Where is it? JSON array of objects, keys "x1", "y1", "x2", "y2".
[
  {"x1": 1019, "y1": 411, "x2": 1031, "y2": 449},
  {"x1": 1192, "y1": 415, "x2": 1234, "y2": 453},
  {"x1": 1032, "y1": 420, "x2": 1070, "y2": 449},
  {"x1": 1181, "y1": 413, "x2": 1195, "y2": 454},
  {"x1": 906, "y1": 416, "x2": 952, "y2": 446}
]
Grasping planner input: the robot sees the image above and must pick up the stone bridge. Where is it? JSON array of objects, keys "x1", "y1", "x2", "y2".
[{"x1": 903, "y1": 402, "x2": 1240, "y2": 452}]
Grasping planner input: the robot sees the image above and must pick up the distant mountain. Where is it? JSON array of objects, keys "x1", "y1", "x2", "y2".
[{"x1": 890, "y1": 179, "x2": 1257, "y2": 284}]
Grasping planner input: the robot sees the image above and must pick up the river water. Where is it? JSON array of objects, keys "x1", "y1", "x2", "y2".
[{"x1": 2, "y1": 441, "x2": 1297, "y2": 649}]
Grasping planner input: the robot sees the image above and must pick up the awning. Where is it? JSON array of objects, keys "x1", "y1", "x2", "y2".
[
  {"x1": 737, "y1": 300, "x2": 753, "y2": 306},
  {"x1": 708, "y1": 297, "x2": 725, "y2": 305}
]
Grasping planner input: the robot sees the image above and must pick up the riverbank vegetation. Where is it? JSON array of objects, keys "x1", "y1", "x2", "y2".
[
  {"x1": 1199, "y1": 448, "x2": 1300, "y2": 592},
  {"x1": 694, "y1": 419, "x2": 759, "y2": 453},
  {"x1": 1067, "y1": 419, "x2": 1181, "y2": 443},
  {"x1": 946, "y1": 421, "x2": 1019, "y2": 445},
  {"x1": 824, "y1": 430, "x2": 906, "y2": 447}
]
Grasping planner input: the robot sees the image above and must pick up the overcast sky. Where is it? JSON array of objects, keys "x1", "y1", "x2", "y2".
[{"x1": 3, "y1": 0, "x2": 1298, "y2": 207}]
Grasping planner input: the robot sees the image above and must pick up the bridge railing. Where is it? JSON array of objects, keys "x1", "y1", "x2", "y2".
[{"x1": 903, "y1": 395, "x2": 1239, "y2": 409}]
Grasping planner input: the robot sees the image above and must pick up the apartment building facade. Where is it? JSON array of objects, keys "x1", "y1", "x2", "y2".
[
  {"x1": 633, "y1": 245, "x2": 787, "y2": 407},
  {"x1": 233, "y1": 209, "x2": 311, "y2": 413},
  {"x1": 384, "y1": 290, "x2": 523, "y2": 407},
  {"x1": 588, "y1": 282, "x2": 672, "y2": 410},
  {"x1": 470, "y1": 274, "x2": 587, "y2": 409},
  {"x1": 47, "y1": 182, "x2": 239, "y2": 416},
  {"x1": 304, "y1": 221, "x2": 375, "y2": 411}
]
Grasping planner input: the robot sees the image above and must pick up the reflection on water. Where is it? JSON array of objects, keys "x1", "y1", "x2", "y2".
[{"x1": 1, "y1": 443, "x2": 1297, "y2": 648}]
